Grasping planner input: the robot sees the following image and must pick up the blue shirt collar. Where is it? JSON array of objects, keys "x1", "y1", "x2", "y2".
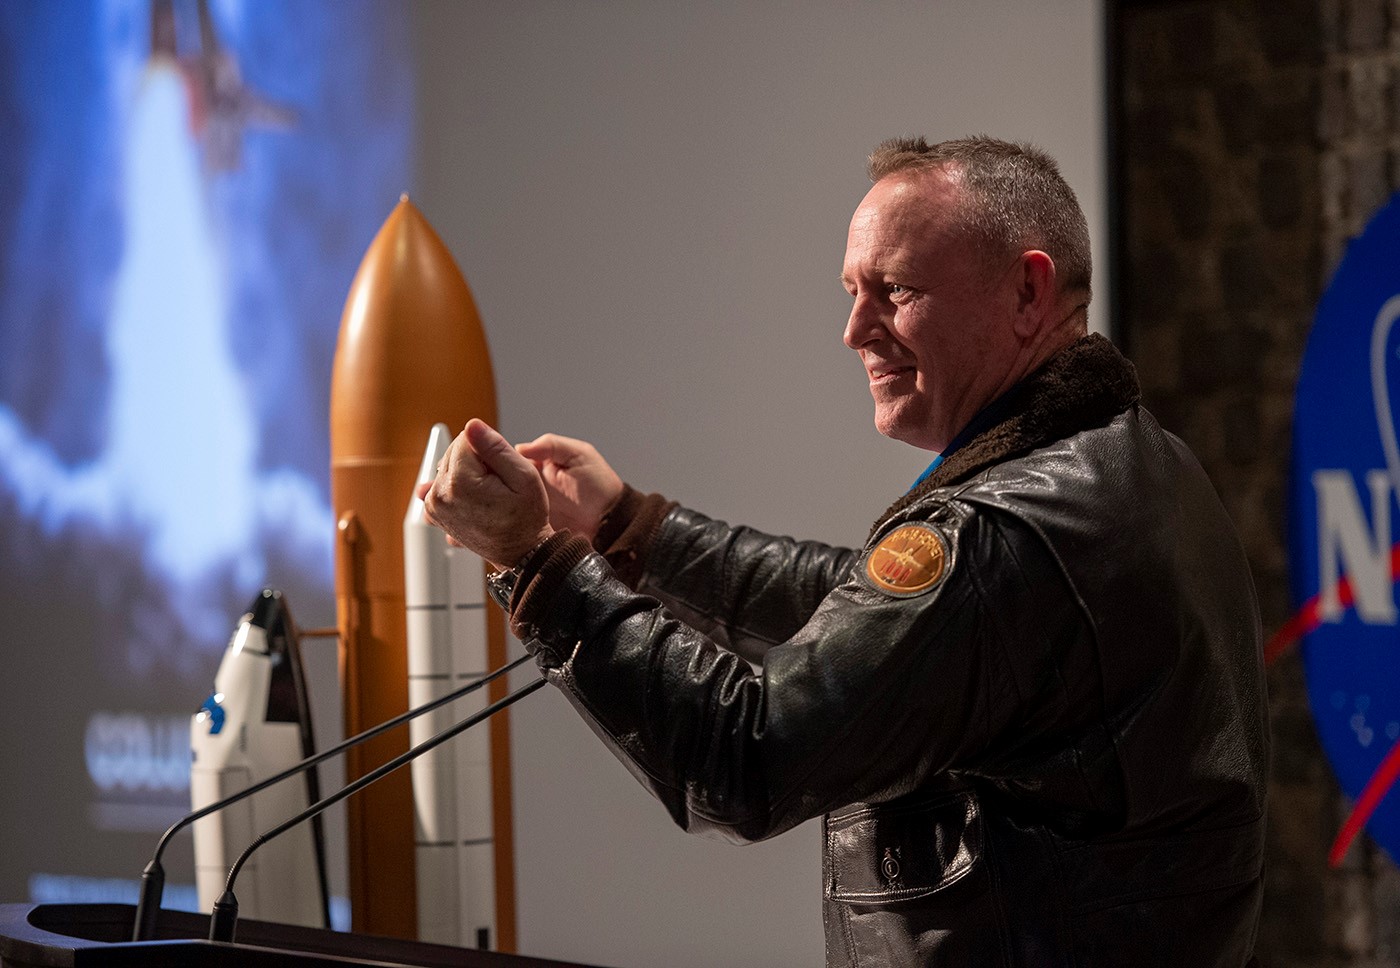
[{"x1": 907, "y1": 385, "x2": 1020, "y2": 492}]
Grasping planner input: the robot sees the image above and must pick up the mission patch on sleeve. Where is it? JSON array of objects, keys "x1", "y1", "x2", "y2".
[{"x1": 861, "y1": 522, "x2": 948, "y2": 597}]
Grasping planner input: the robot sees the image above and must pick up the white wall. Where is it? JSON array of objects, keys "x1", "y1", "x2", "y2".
[{"x1": 411, "y1": 3, "x2": 1106, "y2": 964}]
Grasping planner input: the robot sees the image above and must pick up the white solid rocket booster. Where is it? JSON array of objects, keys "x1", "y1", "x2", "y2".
[
  {"x1": 190, "y1": 590, "x2": 330, "y2": 928},
  {"x1": 404, "y1": 424, "x2": 498, "y2": 949}
]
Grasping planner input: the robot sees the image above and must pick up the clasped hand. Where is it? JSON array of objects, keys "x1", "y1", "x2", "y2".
[{"x1": 419, "y1": 419, "x2": 623, "y2": 570}]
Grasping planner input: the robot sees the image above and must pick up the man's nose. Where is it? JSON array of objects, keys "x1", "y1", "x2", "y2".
[{"x1": 843, "y1": 293, "x2": 885, "y2": 350}]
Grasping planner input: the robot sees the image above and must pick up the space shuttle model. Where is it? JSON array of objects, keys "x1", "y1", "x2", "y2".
[
  {"x1": 329, "y1": 197, "x2": 518, "y2": 946},
  {"x1": 190, "y1": 589, "x2": 330, "y2": 929}
]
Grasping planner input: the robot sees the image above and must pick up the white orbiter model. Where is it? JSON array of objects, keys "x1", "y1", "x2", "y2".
[{"x1": 190, "y1": 589, "x2": 330, "y2": 928}]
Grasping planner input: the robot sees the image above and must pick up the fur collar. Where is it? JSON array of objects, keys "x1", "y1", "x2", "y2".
[{"x1": 870, "y1": 333, "x2": 1141, "y2": 537}]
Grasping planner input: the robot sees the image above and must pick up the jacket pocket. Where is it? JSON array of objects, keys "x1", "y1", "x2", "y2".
[
  {"x1": 823, "y1": 788, "x2": 1008, "y2": 968},
  {"x1": 826, "y1": 787, "x2": 982, "y2": 904}
]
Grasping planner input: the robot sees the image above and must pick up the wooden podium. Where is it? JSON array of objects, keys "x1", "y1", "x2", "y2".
[{"x1": 0, "y1": 905, "x2": 602, "y2": 968}]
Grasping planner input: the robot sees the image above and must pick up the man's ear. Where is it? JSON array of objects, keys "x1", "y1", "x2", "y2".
[{"x1": 1012, "y1": 250, "x2": 1056, "y2": 339}]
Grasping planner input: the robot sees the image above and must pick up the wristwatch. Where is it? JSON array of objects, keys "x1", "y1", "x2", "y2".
[{"x1": 486, "y1": 567, "x2": 519, "y2": 611}]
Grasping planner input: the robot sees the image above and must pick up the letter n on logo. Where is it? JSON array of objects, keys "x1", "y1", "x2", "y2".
[{"x1": 1314, "y1": 469, "x2": 1397, "y2": 623}]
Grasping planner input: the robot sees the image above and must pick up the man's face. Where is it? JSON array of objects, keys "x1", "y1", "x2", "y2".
[{"x1": 841, "y1": 170, "x2": 1021, "y2": 453}]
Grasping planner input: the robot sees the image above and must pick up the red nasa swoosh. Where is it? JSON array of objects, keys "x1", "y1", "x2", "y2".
[{"x1": 1266, "y1": 538, "x2": 1400, "y2": 866}]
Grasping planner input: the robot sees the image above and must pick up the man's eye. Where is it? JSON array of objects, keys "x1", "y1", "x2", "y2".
[{"x1": 888, "y1": 284, "x2": 907, "y2": 296}]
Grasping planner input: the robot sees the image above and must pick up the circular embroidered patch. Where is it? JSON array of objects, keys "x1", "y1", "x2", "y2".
[{"x1": 863, "y1": 522, "x2": 947, "y2": 597}]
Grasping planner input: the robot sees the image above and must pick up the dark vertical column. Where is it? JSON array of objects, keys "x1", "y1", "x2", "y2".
[{"x1": 1112, "y1": 1, "x2": 1385, "y2": 964}]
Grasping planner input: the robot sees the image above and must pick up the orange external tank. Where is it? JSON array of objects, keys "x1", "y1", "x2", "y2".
[{"x1": 329, "y1": 196, "x2": 517, "y2": 945}]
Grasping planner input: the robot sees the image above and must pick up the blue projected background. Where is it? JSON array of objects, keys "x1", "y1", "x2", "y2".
[{"x1": 0, "y1": 0, "x2": 412, "y2": 914}]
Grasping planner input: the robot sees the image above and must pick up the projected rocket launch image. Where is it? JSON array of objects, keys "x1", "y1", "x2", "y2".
[{"x1": 0, "y1": 0, "x2": 412, "y2": 927}]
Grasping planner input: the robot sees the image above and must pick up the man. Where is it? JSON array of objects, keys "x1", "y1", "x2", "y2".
[{"x1": 422, "y1": 137, "x2": 1268, "y2": 966}]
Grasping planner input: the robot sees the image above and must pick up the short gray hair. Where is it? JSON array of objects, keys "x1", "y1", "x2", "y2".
[{"x1": 867, "y1": 135, "x2": 1092, "y2": 299}]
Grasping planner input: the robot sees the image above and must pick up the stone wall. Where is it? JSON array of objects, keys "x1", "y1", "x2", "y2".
[{"x1": 1118, "y1": 0, "x2": 1400, "y2": 963}]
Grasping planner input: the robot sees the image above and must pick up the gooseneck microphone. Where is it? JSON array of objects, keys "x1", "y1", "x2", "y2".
[
  {"x1": 132, "y1": 652, "x2": 535, "y2": 941},
  {"x1": 209, "y1": 675, "x2": 547, "y2": 943}
]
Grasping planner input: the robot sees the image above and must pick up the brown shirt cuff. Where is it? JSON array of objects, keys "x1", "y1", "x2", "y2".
[
  {"x1": 591, "y1": 484, "x2": 678, "y2": 587},
  {"x1": 509, "y1": 530, "x2": 592, "y2": 639},
  {"x1": 509, "y1": 486, "x2": 677, "y2": 639}
]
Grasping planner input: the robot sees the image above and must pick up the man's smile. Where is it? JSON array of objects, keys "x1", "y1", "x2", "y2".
[{"x1": 864, "y1": 360, "x2": 916, "y2": 386}]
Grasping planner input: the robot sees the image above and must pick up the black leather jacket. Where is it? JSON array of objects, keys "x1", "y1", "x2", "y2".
[{"x1": 508, "y1": 335, "x2": 1267, "y2": 966}]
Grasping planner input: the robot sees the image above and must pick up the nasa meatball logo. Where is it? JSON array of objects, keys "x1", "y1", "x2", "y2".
[
  {"x1": 1292, "y1": 193, "x2": 1400, "y2": 864},
  {"x1": 863, "y1": 523, "x2": 947, "y2": 597}
]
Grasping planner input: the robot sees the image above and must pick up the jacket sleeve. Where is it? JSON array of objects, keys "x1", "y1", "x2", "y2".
[
  {"x1": 509, "y1": 499, "x2": 1099, "y2": 844},
  {"x1": 636, "y1": 508, "x2": 862, "y2": 664},
  {"x1": 591, "y1": 486, "x2": 861, "y2": 663}
]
